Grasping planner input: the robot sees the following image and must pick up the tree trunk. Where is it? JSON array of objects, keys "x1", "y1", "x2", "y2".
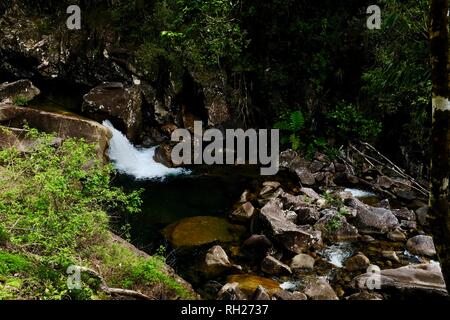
[{"x1": 429, "y1": 0, "x2": 450, "y2": 293}]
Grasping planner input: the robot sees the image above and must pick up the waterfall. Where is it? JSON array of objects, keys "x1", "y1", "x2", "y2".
[{"x1": 103, "y1": 120, "x2": 187, "y2": 180}]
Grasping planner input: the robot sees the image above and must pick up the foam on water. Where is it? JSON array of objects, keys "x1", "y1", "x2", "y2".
[
  {"x1": 343, "y1": 188, "x2": 376, "y2": 198},
  {"x1": 103, "y1": 120, "x2": 188, "y2": 180}
]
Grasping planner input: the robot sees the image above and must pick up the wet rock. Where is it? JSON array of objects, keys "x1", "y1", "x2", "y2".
[
  {"x1": 261, "y1": 256, "x2": 292, "y2": 275},
  {"x1": 345, "y1": 253, "x2": 370, "y2": 272},
  {"x1": 392, "y1": 208, "x2": 416, "y2": 221},
  {"x1": 382, "y1": 250, "x2": 400, "y2": 263},
  {"x1": 0, "y1": 79, "x2": 40, "y2": 102},
  {"x1": 260, "y1": 199, "x2": 322, "y2": 254},
  {"x1": 290, "y1": 254, "x2": 315, "y2": 271},
  {"x1": 353, "y1": 264, "x2": 447, "y2": 297},
  {"x1": 253, "y1": 285, "x2": 271, "y2": 300},
  {"x1": 345, "y1": 291, "x2": 383, "y2": 300},
  {"x1": 347, "y1": 198, "x2": 399, "y2": 234},
  {"x1": 314, "y1": 211, "x2": 359, "y2": 242},
  {"x1": 303, "y1": 277, "x2": 339, "y2": 300},
  {"x1": 273, "y1": 291, "x2": 307, "y2": 300},
  {"x1": 0, "y1": 104, "x2": 111, "y2": 160},
  {"x1": 406, "y1": 235, "x2": 436, "y2": 257},
  {"x1": 153, "y1": 141, "x2": 176, "y2": 167},
  {"x1": 387, "y1": 229, "x2": 407, "y2": 242},
  {"x1": 163, "y1": 216, "x2": 246, "y2": 248},
  {"x1": 242, "y1": 235, "x2": 273, "y2": 259},
  {"x1": 230, "y1": 202, "x2": 255, "y2": 222},
  {"x1": 217, "y1": 282, "x2": 247, "y2": 300},
  {"x1": 203, "y1": 245, "x2": 238, "y2": 277},
  {"x1": 227, "y1": 275, "x2": 281, "y2": 296}
]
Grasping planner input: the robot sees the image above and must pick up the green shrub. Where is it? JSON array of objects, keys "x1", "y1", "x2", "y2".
[
  {"x1": 274, "y1": 110, "x2": 305, "y2": 150},
  {"x1": 13, "y1": 96, "x2": 30, "y2": 106}
]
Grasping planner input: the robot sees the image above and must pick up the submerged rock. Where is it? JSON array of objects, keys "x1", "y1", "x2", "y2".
[
  {"x1": 260, "y1": 199, "x2": 322, "y2": 254},
  {"x1": 406, "y1": 235, "x2": 436, "y2": 257},
  {"x1": 227, "y1": 275, "x2": 281, "y2": 296},
  {"x1": 163, "y1": 216, "x2": 246, "y2": 248}
]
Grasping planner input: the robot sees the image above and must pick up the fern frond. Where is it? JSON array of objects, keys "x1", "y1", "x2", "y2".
[{"x1": 289, "y1": 111, "x2": 304, "y2": 132}]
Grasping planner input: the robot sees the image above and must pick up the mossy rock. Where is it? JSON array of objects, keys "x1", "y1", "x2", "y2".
[{"x1": 163, "y1": 216, "x2": 246, "y2": 248}]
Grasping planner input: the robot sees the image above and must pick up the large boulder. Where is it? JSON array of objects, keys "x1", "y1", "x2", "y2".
[
  {"x1": 0, "y1": 80, "x2": 40, "y2": 103},
  {"x1": 0, "y1": 104, "x2": 111, "y2": 160},
  {"x1": 82, "y1": 82, "x2": 143, "y2": 142},
  {"x1": 346, "y1": 198, "x2": 399, "y2": 234},
  {"x1": 406, "y1": 235, "x2": 436, "y2": 257},
  {"x1": 353, "y1": 264, "x2": 447, "y2": 297},
  {"x1": 260, "y1": 199, "x2": 322, "y2": 254}
]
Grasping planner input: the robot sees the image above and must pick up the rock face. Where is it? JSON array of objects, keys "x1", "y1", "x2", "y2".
[
  {"x1": 82, "y1": 82, "x2": 143, "y2": 142},
  {"x1": 406, "y1": 235, "x2": 436, "y2": 257},
  {"x1": 353, "y1": 264, "x2": 447, "y2": 296},
  {"x1": 261, "y1": 256, "x2": 292, "y2": 275},
  {"x1": 0, "y1": 104, "x2": 111, "y2": 160},
  {"x1": 347, "y1": 198, "x2": 399, "y2": 234},
  {"x1": 163, "y1": 216, "x2": 246, "y2": 248},
  {"x1": 260, "y1": 199, "x2": 321, "y2": 254},
  {"x1": 0, "y1": 80, "x2": 40, "y2": 102},
  {"x1": 314, "y1": 211, "x2": 359, "y2": 242}
]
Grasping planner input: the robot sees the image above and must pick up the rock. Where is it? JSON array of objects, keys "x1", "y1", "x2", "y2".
[
  {"x1": 303, "y1": 277, "x2": 339, "y2": 300},
  {"x1": 300, "y1": 188, "x2": 321, "y2": 201},
  {"x1": 314, "y1": 211, "x2": 359, "y2": 242},
  {"x1": 353, "y1": 264, "x2": 447, "y2": 297},
  {"x1": 360, "y1": 235, "x2": 376, "y2": 243},
  {"x1": 382, "y1": 251, "x2": 400, "y2": 263},
  {"x1": 0, "y1": 79, "x2": 40, "y2": 102},
  {"x1": 393, "y1": 188, "x2": 416, "y2": 201},
  {"x1": 284, "y1": 211, "x2": 298, "y2": 224},
  {"x1": 296, "y1": 207, "x2": 321, "y2": 225},
  {"x1": 0, "y1": 104, "x2": 111, "y2": 160},
  {"x1": 260, "y1": 199, "x2": 322, "y2": 254},
  {"x1": 82, "y1": 82, "x2": 143, "y2": 142},
  {"x1": 263, "y1": 181, "x2": 281, "y2": 189},
  {"x1": 239, "y1": 190, "x2": 251, "y2": 203},
  {"x1": 378, "y1": 199, "x2": 391, "y2": 209},
  {"x1": 217, "y1": 282, "x2": 247, "y2": 300},
  {"x1": 261, "y1": 256, "x2": 292, "y2": 275},
  {"x1": 416, "y1": 206, "x2": 429, "y2": 226},
  {"x1": 295, "y1": 167, "x2": 316, "y2": 185},
  {"x1": 345, "y1": 291, "x2": 383, "y2": 300},
  {"x1": 392, "y1": 208, "x2": 416, "y2": 221},
  {"x1": 387, "y1": 229, "x2": 407, "y2": 242},
  {"x1": 406, "y1": 235, "x2": 436, "y2": 257},
  {"x1": 230, "y1": 202, "x2": 255, "y2": 222},
  {"x1": 347, "y1": 198, "x2": 399, "y2": 234},
  {"x1": 163, "y1": 216, "x2": 246, "y2": 248},
  {"x1": 273, "y1": 291, "x2": 307, "y2": 300},
  {"x1": 309, "y1": 160, "x2": 325, "y2": 173},
  {"x1": 345, "y1": 253, "x2": 370, "y2": 272},
  {"x1": 377, "y1": 176, "x2": 393, "y2": 189},
  {"x1": 153, "y1": 141, "x2": 176, "y2": 167},
  {"x1": 259, "y1": 185, "x2": 283, "y2": 199},
  {"x1": 253, "y1": 285, "x2": 271, "y2": 300},
  {"x1": 242, "y1": 235, "x2": 273, "y2": 260},
  {"x1": 400, "y1": 220, "x2": 418, "y2": 230},
  {"x1": 290, "y1": 254, "x2": 315, "y2": 271},
  {"x1": 203, "y1": 245, "x2": 234, "y2": 277},
  {"x1": 227, "y1": 275, "x2": 281, "y2": 296}
]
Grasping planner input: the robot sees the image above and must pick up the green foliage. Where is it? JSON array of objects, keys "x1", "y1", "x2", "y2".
[
  {"x1": 0, "y1": 129, "x2": 142, "y2": 263},
  {"x1": 326, "y1": 216, "x2": 342, "y2": 232},
  {"x1": 327, "y1": 102, "x2": 382, "y2": 142},
  {"x1": 13, "y1": 96, "x2": 30, "y2": 107},
  {"x1": 274, "y1": 110, "x2": 305, "y2": 151},
  {"x1": 323, "y1": 191, "x2": 344, "y2": 209},
  {"x1": 0, "y1": 251, "x2": 30, "y2": 275}
]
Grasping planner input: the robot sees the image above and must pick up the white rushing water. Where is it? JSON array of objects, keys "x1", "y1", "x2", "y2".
[
  {"x1": 103, "y1": 120, "x2": 187, "y2": 180},
  {"x1": 343, "y1": 188, "x2": 376, "y2": 198}
]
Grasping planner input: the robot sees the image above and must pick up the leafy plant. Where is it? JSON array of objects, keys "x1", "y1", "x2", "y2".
[
  {"x1": 13, "y1": 96, "x2": 30, "y2": 107},
  {"x1": 274, "y1": 110, "x2": 305, "y2": 150}
]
